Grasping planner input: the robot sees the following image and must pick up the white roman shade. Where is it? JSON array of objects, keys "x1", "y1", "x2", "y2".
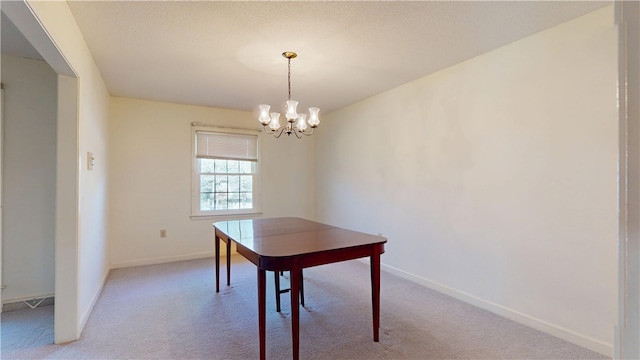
[{"x1": 196, "y1": 131, "x2": 258, "y2": 161}]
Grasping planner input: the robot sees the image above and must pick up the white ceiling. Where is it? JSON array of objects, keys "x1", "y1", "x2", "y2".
[{"x1": 6, "y1": 1, "x2": 609, "y2": 114}]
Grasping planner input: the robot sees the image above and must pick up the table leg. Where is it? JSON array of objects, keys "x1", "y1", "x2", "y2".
[
  {"x1": 274, "y1": 272, "x2": 282, "y2": 312},
  {"x1": 299, "y1": 269, "x2": 305, "y2": 307},
  {"x1": 226, "y1": 240, "x2": 231, "y2": 286},
  {"x1": 371, "y1": 248, "x2": 381, "y2": 342},
  {"x1": 215, "y1": 235, "x2": 220, "y2": 293},
  {"x1": 258, "y1": 268, "x2": 266, "y2": 360},
  {"x1": 290, "y1": 266, "x2": 301, "y2": 360}
]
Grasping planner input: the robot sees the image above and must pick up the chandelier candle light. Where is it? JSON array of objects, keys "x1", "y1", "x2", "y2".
[{"x1": 258, "y1": 51, "x2": 319, "y2": 138}]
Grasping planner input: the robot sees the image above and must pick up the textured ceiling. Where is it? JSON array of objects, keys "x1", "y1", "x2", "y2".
[{"x1": 61, "y1": 1, "x2": 609, "y2": 115}]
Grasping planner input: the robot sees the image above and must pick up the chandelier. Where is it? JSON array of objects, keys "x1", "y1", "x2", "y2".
[{"x1": 258, "y1": 51, "x2": 319, "y2": 138}]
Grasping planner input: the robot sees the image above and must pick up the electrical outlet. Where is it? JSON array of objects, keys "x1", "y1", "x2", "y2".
[{"x1": 160, "y1": 229, "x2": 166, "y2": 238}]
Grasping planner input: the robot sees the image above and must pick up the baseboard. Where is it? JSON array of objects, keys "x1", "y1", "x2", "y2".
[
  {"x1": 110, "y1": 251, "x2": 215, "y2": 269},
  {"x1": 78, "y1": 269, "x2": 110, "y2": 334},
  {"x1": 381, "y1": 263, "x2": 612, "y2": 357}
]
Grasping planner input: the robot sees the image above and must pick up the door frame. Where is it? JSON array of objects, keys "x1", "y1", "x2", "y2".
[
  {"x1": 1, "y1": 1, "x2": 80, "y2": 344},
  {"x1": 616, "y1": 1, "x2": 640, "y2": 358}
]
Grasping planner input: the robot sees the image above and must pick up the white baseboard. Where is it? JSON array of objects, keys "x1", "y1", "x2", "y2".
[
  {"x1": 381, "y1": 263, "x2": 612, "y2": 357},
  {"x1": 110, "y1": 251, "x2": 216, "y2": 269},
  {"x1": 78, "y1": 269, "x2": 110, "y2": 333},
  {"x1": 109, "y1": 253, "x2": 611, "y2": 355}
]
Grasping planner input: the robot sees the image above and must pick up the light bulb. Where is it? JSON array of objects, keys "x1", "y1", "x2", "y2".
[
  {"x1": 269, "y1": 112, "x2": 281, "y2": 130},
  {"x1": 296, "y1": 114, "x2": 308, "y2": 132},
  {"x1": 258, "y1": 104, "x2": 271, "y2": 125},
  {"x1": 285, "y1": 100, "x2": 299, "y2": 122},
  {"x1": 308, "y1": 107, "x2": 320, "y2": 127}
]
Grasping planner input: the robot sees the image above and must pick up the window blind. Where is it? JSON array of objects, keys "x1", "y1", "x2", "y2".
[{"x1": 196, "y1": 131, "x2": 258, "y2": 161}]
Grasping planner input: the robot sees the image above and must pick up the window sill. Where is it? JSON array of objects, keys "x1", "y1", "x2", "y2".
[{"x1": 190, "y1": 212, "x2": 263, "y2": 222}]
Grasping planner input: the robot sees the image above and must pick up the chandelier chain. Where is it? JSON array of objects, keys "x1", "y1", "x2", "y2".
[{"x1": 287, "y1": 57, "x2": 292, "y2": 101}]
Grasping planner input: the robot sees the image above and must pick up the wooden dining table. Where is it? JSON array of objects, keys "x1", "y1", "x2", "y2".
[{"x1": 213, "y1": 217, "x2": 387, "y2": 360}]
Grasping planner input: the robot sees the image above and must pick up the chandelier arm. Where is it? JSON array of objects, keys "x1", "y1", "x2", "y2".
[
  {"x1": 299, "y1": 127, "x2": 315, "y2": 136},
  {"x1": 262, "y1": 125, "x2": 275, "y2": 134},
  {"x1": 273, "y1": 126, "x2": 287, "y2": 138},
  {"x1": 292, "y1": 129, "x2": 304, "y2": 139}
]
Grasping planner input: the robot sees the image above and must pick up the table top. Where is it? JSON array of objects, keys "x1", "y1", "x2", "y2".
[{"x1": 213, "y1": 217, "x2": 387, "y2": 257}]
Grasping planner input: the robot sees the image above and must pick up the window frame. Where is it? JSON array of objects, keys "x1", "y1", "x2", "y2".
[{"x1": 191, "y1": 126, "x2": 262, "y2": 219}]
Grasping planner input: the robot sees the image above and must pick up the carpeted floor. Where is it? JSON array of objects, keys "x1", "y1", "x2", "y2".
[{"x1": 1, "y1": 255, "x2": 608, "y2": 359}]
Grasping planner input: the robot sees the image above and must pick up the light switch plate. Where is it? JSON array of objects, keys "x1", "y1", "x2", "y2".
[{"x1": 87, "y1": 152, "x2": 95, "y2": 170}]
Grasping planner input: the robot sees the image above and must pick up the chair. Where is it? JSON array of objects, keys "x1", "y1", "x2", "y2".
[{"x1": 273, "y1": 270, "x2": 305, "y2": 312}]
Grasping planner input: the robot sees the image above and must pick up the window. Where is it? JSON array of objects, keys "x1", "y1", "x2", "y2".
[{"x1": 192, "y1": 129, "x2": 260, "y2": 217}]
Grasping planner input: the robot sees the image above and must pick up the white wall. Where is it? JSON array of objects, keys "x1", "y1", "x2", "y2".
[
  {"x1": 1, "y1": 55, "x2": 56, "y2": 304},
  {"x1": 22, "y1": 0, "x2": 111, "y2": 342},
  {"x1": 315, "y1": 7, "x2": 617, "y2": 356},
  {"x1": 108, "y1": 97, "x2": 315, "y2": 268}
]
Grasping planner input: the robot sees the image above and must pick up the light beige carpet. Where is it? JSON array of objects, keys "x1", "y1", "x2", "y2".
[{"x1": 1, "y1": 255, "x2": 608, "y2": 359}]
